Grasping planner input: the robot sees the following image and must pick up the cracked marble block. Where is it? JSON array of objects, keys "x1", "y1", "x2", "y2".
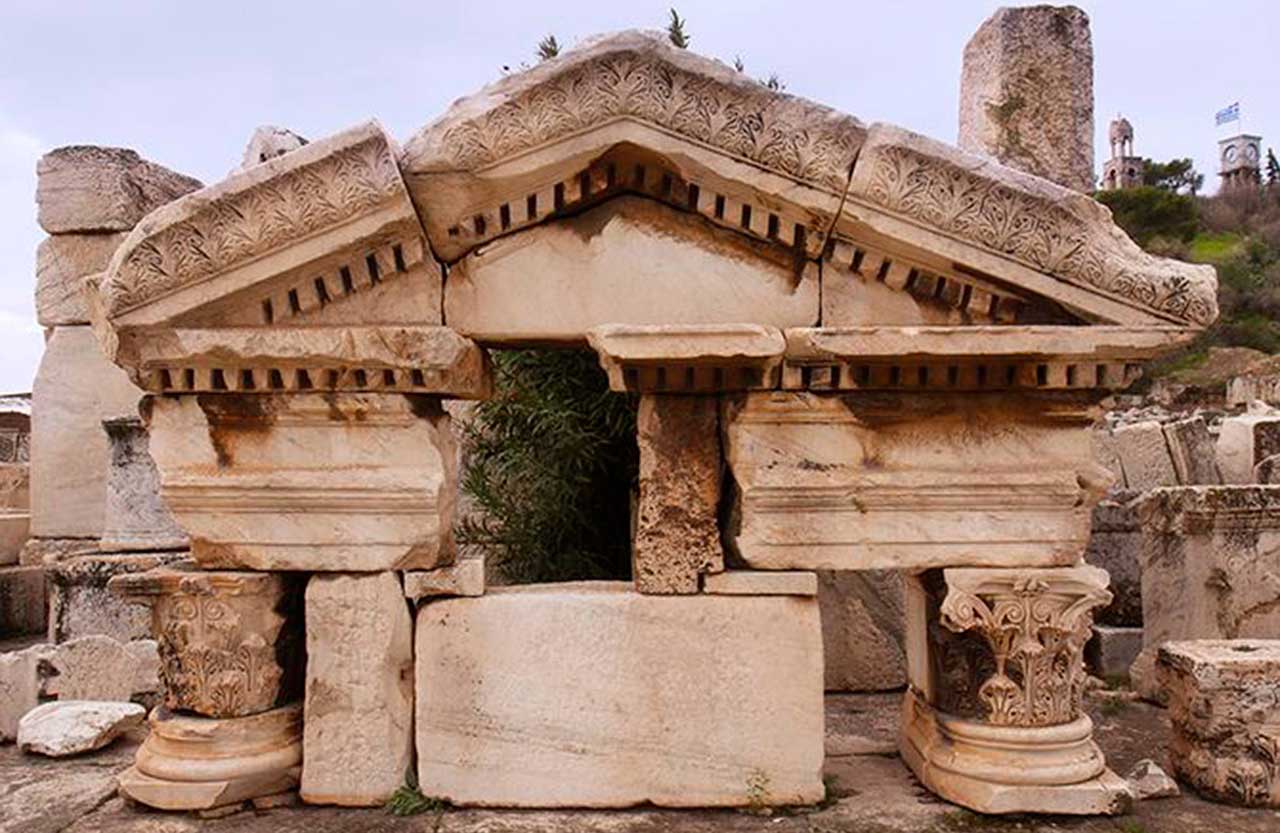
[
  {"x1": 1130, "y1": 486, "x2": 1280, "y2": 702},
  {"x1": 142, "y1": 392, "x2": 458, "y2": 572},
  {"x1": 1159, "y1": 639, "x2": 1280, "y2": 807},
  {"x1": 901, "y1": 566, "x2": 1132, "y2": 815},
  {"x1": 633, "y1": 394, "x2": 724, "y2": 594},
  {"x1": 302, "y1": 572, "x2": 413, "y2": 806},
  {"x1": 416, "y1": 583, "x2": 823, "y2": 807},
  {"x1": 109, "y1": 564, "x2": 304, "y2": 719}
]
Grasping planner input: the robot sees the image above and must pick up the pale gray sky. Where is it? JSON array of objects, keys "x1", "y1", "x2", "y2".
[{"x1": 2, "y1": 1, "x2": 1276, "y2": 392}]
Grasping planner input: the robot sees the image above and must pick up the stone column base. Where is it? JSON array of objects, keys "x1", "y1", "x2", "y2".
[
  {"x1": 899, "y1": 690, "x2": 1132, "y2": 815},
  {"x1": 119, "y1": 702, "x2": 302, "y2": 811}
]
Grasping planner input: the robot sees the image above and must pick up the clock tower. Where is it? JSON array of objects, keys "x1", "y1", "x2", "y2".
[{"x1": 1219, "y1": 134, "x2": 1263, "y2": 190}]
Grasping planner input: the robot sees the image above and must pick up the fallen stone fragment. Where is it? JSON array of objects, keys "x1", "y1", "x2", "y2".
[
  {"x1": 240, "y1": 125, "x2": 308, "y2": 170},
  {"x1": 1125, "y1": 758, "x2": 1179, "y2": 800},
  {"x1": 38, "y1": 634, "x2": 159, "y2": 702},
  {"x1": 17, "y1": 700, "x2": 144, "y2": 757},
  {"x1": 404, "y1": 556, "x2": 485, "y2": 601}
]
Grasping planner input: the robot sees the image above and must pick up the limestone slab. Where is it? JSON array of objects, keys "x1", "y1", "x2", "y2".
[
  {"x1": 445, "y1": 197, "x2": 819, "y2": 343},
  {"x1": 1111, "y1": 421, "x2": 1177, "y2": 491},
  {"x1": 0, "y1": 565, "x2": 46, "y2": 637},
  {"x1": 959, "y1": 5, "x2": 1095, "y2": 192},
  {"x1": 1132, "y1": 486, "x2": 1280, "y2": 703},
  {"x1": 634, "y1": 394, "x2": 723, "y2": 594},
  {"x1": 415, "y1": 583, "x2": 824, "y2": 807},
  {"x1": 0, "y1": 642, "x2": 50, "y2": 742},
  {"x1": 1217, "y1": 413, "x2": 1280, "y2": 484},
  {"x1": 29, "y1": 326, "x2": 142, "y2": 539},
  {"x1": 724, "y1": 391, "x2": 1106, "y2": 570},
  {"x1": 38, "y1": 635, "x2": 159, "y2": 702},
  {"x1": 1163, "y1": 417, "x2": 1221, "y2": 485},
  {"x1": 817, "y1": 570, "x2": 906, "y2": 692},
  {"x1": 17, "y1": 700, "x2": 144, "y2": 757},
  {"x1": 302, "y1": 572, "x2": 413, "y2": 806},
  {"x1": 36, "y1": 145, "x2": 201, "y2": 233},
  {"x1": 1159, "y1": 639, "x2": 1280, "y2": 807},
  {"x1": 1083, "y1": 497, "x2": 1143, "y2": 627},
  {"x1": 702, "y1": 570, "x2": 816, "y2": 596},
  {"x1": 144, "y1": 393, "x2": 458, "y2": 572},
  {"x1": 34, "y1": 233, "x2": 128, "y2": 326},
  {"x1": 404, "y1": 557, "x2": 485, "y2": 601},
  {"x1": 100, "y1": 418, "x2": 186, "y2": 552},
  {"x1": 48, "y1": 551, "x2": 183, "y2": 647}
]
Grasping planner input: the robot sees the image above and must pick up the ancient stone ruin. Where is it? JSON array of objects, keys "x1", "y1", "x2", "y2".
[{"x1": 14, "y1": 14, "x2": 1280, "y2": 824}]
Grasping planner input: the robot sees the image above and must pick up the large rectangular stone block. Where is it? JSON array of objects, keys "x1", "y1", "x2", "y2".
[
  {"x1": 145, "y1": 393, "x2": 457, "y2": 571},
  {"x1": 35, "y1": 233, "x2": 129, "y2": 326},
  {"x1": 0, "y1": 565, "x2": 47, "y2": 637},
  {"x1": 1083, "y1": 496, "x2": 1143, "y2": 627},
  {"x1": 1217, "y1": 413, "x2": 1280, "y2": 484},
  {"x1": 302, "y1": 572, "x2": 413, "y2": 806},
  {"x1": 724, "y1": 391, "x2": 1102, "y2": 570},
  {"x1": 30, "y1": 326, "x2": 142, "y2": 540},
  {"x1": 415, "y1": 583, "x2": 824, "y2": 807},
  {"x1": 817, "y1": 570, "x2": 906, "y2": 692},
  {"x1": 47, "y1": 552, "x2": 184, "y2": 643},
  {"x1": 36, "y1": 146, "x2": 201, "y2": 234}
]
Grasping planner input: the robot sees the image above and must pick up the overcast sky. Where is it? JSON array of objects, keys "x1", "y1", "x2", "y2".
[{"x1": 1, "y1": 1, "x2": 1276, "y2": 393}]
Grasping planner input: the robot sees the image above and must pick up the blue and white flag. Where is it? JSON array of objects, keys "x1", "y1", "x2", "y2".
[{"x1": 1216, "y1": 102, "x2": 1241, "y2": 126}]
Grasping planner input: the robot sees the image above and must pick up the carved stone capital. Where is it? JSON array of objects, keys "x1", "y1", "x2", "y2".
[
  {"x1": 109, "y1": 565, "x2": 304, "y2": 719},
  {"x1": 933, "y1": 565, "x2": 1111, "y2": 727}
]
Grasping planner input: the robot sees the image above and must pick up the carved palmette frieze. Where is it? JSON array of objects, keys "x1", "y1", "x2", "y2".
[
  {"x1": 932, "y1": 566, "x2": 1111, "y2": 727},
  {"x1": 409, "y1": 32, "x2": 864, "y2": 195},
  {"x1": 852, "y1": 126, "x2": 1218, "y2": 328},
  {"x1": 110, "y1": 567, "x2": 303, "y2": 718},
  {"x1": 99, "y1": 122, "x2": 409, "y2": 319}
]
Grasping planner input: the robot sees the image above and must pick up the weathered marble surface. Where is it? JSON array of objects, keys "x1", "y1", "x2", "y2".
[
  {"x1": 1217, "y1": 413, "x2": 1280, "y2": 484},
  {"x1": 302, "y1": 572, "x2": 413, "y2": 806},
  {"x1": 29, "y1": 326, "x2": 142, "y2": 540},
  {"x1": 1131, "y1": 486, "x2": 1280, "y2": 702},
  {"x1": 99, "y1": 418, "x2": 186, "y2": 552},
  {"x1": 959, "y1": 5, "x2": 1095, "y2": 192},
  {"x1": 35, "y1": 233, "x2": 128, "y2": 326},
  {"x1": 416, "y1": 583, "x2": 823, "y2": 807},
  {"x1": 633, "y1": 395, "x2": 723, "y2": 594},
  {"x1": 110, "y1": 566, "x2": 303, "y2": 718},
  {"x1": 143, "y1": 393, "x2": 457, "y2": 572},
  {"x1": 17, "y1": 701, "x2": 144, "y2": 758},
  {"x1": 36, "y1": 146, "x2": 201, "y2": 234},
  {"x1": 817, "y1": 570, "x2": 906, "y2": 692},
  {"x1": 1159, "y1": 639, "x2": 1280, "y2": 807}
]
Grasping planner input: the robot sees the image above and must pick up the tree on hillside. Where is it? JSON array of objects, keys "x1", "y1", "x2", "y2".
[
  {"x1": 1143, "y1": 158, "x2": 1204, "y2": 195},
  {"x1": 1096, "y1": 186, "x2": 1198, "y2": 248}
]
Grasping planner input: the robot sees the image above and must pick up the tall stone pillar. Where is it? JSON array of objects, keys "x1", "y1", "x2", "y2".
[
  {"x1": 958, "y1": 5, "x2": 1095, "y2": 192},
  {"x1": 901, "y1": 565, "x2": 1132, "y2": 814}
]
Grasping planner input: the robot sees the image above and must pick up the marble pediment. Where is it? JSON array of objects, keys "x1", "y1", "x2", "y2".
[{"x1": 90, "y1": 29, "x2": 1216, "y2": 387}]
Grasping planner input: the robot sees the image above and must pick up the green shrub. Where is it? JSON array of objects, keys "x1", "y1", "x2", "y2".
[
  {"x1": 1096, "y1": 186, "x2": 1199, "y2": 247},
  {"x1": 457, "y1": 349, "x2": 638, "y2": 583}
]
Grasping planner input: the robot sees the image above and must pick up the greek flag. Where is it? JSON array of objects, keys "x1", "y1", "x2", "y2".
[{"x1": 1216, "y1": 102, "x2": 1240, "y2": 126}]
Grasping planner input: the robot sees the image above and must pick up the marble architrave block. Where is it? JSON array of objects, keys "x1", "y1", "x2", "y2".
[
  {"x1": 1130, "y1": 486, "x2": 1280, "y2": 702},
  {"x1": 900, "y1": 566, "x2": 1130, "y2": 815},
  {"x1": 109, "y1": 565, "x2": 304, "y2": 719},
  {"x1": 119, "y1": 702, "x2": 302, "y2": 811},
  {"x1": 723, "y1": 391, "x2": 1108, "y2": 572},
  {"x1": 143, "y1": 393, "x2": 457, "y2": 572},
  {"x1": 302, "y1": 572, "x2": 413, "y2": 806},
  {"x1": 100, "y1": 417, "x2": 187, "y2": 552},
  {"x1": 1158, "y1": 639, "x2": 1280, "y2": 807},
  {"x1": 415, "y1": 583, "x2": 824, "y2": 807}
]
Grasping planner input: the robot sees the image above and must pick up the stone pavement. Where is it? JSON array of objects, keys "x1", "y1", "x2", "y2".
[{"x1": 4, "y1": 693, "x2": 1279, "y2": 833}]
